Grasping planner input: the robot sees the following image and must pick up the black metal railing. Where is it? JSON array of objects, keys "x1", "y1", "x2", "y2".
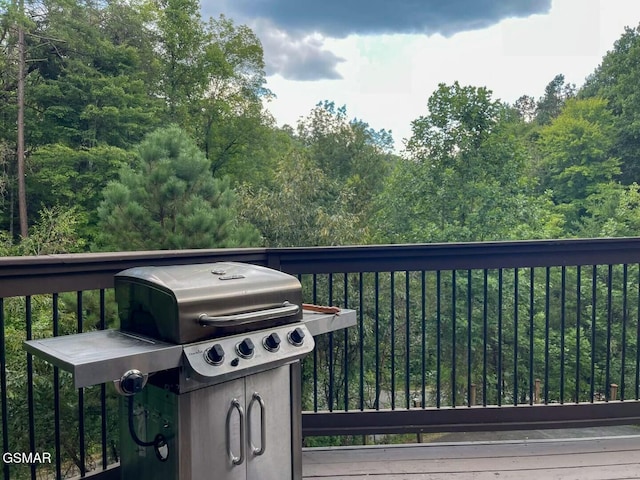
[{"x1": 2, "y1": 239, "x2": 640, "y2": 479}]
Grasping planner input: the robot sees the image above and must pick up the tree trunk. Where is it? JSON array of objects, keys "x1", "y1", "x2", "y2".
[{"x1": 17, "y1": 9, "x2": 28, "y2": 238}]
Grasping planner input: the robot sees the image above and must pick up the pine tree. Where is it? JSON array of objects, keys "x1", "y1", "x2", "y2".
[{"x1": 94, "y1": 125, "x2": 260, "y2": 251}]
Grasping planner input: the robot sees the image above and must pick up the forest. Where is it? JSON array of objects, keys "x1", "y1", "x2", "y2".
[
  {"x1": 3, "y1": 0, "x2": 640, "y2": 475},
  {"x1": 1, "y1": 0, "x2": 640, "y2": 253}
]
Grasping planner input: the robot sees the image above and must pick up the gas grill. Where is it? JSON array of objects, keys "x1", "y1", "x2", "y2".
[{"x1": 24, "y1": 262, "x2": 355, "y2": 480}]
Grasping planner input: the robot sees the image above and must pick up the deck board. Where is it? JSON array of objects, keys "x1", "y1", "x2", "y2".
[{"x1": 302, "y1": 435, "x2": 640, "y2": 479}]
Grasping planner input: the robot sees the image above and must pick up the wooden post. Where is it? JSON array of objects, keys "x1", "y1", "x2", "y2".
[
  {"x1": 610, "y1": 384, "x2": 618, "y2": 401},
  {"x1": 534, "y1": 379, "x2": 541, "y2": 404},
  {"x1": 470, "y1": 383, "x2": 477, "y2": 406}
]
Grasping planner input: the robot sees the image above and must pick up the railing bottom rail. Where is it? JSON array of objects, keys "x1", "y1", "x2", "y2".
[
  {"x1": 68, "y1": 464, "x2": 119, "y2": 480},
  {"x1": 301, "y1": 401, "x2": 640, "y2": 436}
]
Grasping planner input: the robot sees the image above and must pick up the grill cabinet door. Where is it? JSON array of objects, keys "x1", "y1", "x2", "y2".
[
  {"x1": 245, "y1": 366, "x2": 292, "y2": 480},
  {"x1": 180, "y1": 377, "x2": 246, "y2": 480}
]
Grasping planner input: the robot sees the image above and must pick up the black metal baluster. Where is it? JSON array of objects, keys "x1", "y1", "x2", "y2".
[
  {"x1": 359, "y1": 273, "x2": 364, "y2": 411},
  {"x1": 591, "y1": 265, "x2": 597, "y2": 403},
  {"x1": 497, "y1": 269, "x2": 503, "y2": 406},
  {"x1": 467, "y1": 270, "x2": 472, "y2": 407},
  {"x1": 560, "y1": 266, "x2": 566, "y2": 404},
  {"x1": 344, "y1": 274, "x2": 349, "y2": 411},
  {"x1": 452, "y1": 270, "x2": 457, "y2": 407},
  {"x1": 621, "y1": 265, "x2": 628, "y2": 401},
  {"x1": 636, "y1": 264, "x2": 640, "y2": 400},
  {"x1": 436, "y1": 271, "x2": 442, "y2": 408},
  {"x1": 421, "y1": 271, "x2": 426, "y2": 408},
  {"x1": 0, "y1": 299, "x2": 8, "y2": 480},
  {"x1": 405, "y1": 271, "x2": 410, "y2": 410},
  {"x1": 606, "y1": 265, "x2": 613, "y2": 400},
  {"x1": 313, "y1": 275, "x2": 318, "y2": 412},
  {"x1": 26, "y1": 296, "x2": 36, "y2": 480},
  {"x1": 514, "y1": 268, "x2": 519, "y2": 406},
  {"x1": 0, "y1": 298, "x2": 10, "y2": 480},
  {"x1": 576, "y1": 266, "x2": 581, "y2": 403},
  {"x1": 328, "y1": 273, "x2": 334, "y2": 412},
  {"x1": 53, "y1": 294, "x2": 62, "y2": 480},
  {"x1": 482, "y1": 270, "x2": 488, "y2": 406},
  {"x1": 77, "y1": 291, "x2": 86, "y2": 477},
  {"x1": 390, "y1": 272, "x2": 395, "y2": 410},
  {"x1": 529, "y1": 268, "x2": 535, "y2": 405},
  {"x1": 100, "y1": 290, "x2": 108, "y2": 468},
  {"x1": 375, "y1": 272, "x2": 380, "y2": 410},
  {"x1": 545, "y1": 267, "x2": 550, "y2": 404}
]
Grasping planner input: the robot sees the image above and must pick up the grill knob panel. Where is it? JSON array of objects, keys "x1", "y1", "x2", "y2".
[
  {"x1": 236, "y1": 338, "x2": 255, "y2": 358},
  {"x1": 288, "y1": 327, "x2": 306, "y2": 347},
  {"x1": 204, "y1": 344, "x2": 225, "y2": 365},
  {"x1": 263, "y1": 332, "x2": 281, "y2": 352}
]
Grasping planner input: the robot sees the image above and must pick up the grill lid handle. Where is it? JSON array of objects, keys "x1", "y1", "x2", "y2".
[{"x1": 198, "y1": 302, "x2": 300, "y2": 327}]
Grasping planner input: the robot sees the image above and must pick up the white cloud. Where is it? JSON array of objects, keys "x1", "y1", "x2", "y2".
[{"x1": 264, "y1": 0, "x2": 640, "y2": 149}]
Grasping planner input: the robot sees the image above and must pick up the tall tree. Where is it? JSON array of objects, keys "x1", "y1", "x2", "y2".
[
  {"x1": 200, "y1": 15, "x2": 272, "y2": 180},
  {"x1": 151, "y1": 4, "x2": 272, "y2": 181},
  {"x1": 535, "y1": 74, "x2": 575, "y2": 125},
  {"x1": 95, "y1": 125, "x2": 260, "y2": 251},
  {"x1": 27, "y1": 0, "x2": 162, "y2": 149},
  {"x1": 1, "y1": 0, "x2": 166, "y2": 237},
  {"x1": 25, "y1": 144, "x2": 133, "y2": 242},
  {"x1": 580, "y1": 24, "x2": 640, "y2": 184},
  {"x1": 296, "y1": 101, "x2": 395, "y2": 220},
  {"x1": 238, "y1": 146, "x2": 367, "y2": 247},
  {"x1": 153, "y1": 0, "x2": 208, "y2": 119},
  {"x1": 514, "y1": 94, "x2": 537, "y2": 123},
  {"x1": 16, "y1": 0, "x2": 27, "y2": 237},
  {"x1": 537, "y1": 97, "x2": 620, "y2": 229},
  {"x1": 1, "y1": 0, "x2": 31, "y2": 237},
  {"x1": 375, "y1": 82, "x2": 563, "y2": 243}
]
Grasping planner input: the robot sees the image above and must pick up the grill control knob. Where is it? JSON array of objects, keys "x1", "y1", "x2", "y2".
[
  {"x1": 236, "y1": 338, "x2": 255, "y2": 358},
  {"x1": 119, "y1": 369, "x2": 146, "y2": 395},
  {"x1": 205, "y1": 344, "x2": 225, "y2": 365},
  {"x1": 263, "y1": 332, "x2": 281, "y2": 352},
  {"x1": 288, "y1": 327, "x2": 306, "y2": 347}
]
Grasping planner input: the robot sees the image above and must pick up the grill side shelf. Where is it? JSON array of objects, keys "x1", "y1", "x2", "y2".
[
  {"x1": 24, "y1": 329, "x2": 183, "y2": 389},
  {"x1": 301, "y1": 309, "x2": 356, "y2": 336}
]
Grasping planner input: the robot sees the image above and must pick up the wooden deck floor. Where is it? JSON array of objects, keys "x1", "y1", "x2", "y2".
[{"x1": 302, "y1": 435, "x2": 640, "y2": 479}]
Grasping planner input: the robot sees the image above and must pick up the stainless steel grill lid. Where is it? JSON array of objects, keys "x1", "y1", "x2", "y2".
[{"x1": 115, "y1": 262, "x2": 303, "y2": 344}]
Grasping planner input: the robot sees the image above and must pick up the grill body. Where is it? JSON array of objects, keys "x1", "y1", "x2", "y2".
[{"x1": 24, "y1": 262, "x2": 355, "y2": 480}]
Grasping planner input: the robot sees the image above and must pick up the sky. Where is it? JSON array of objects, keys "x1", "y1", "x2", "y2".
[{"x1": 205, "y1": 0, "x2": 640, "y2": 150}]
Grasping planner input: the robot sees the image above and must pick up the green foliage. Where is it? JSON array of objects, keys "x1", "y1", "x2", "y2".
[
  {"x1": 151, "y1": 3, "x2": 271, "y2": 177},
  {"x1": 0, "y1": 205, "x2": 85, "y2": 255},
  {"x1": 535, "y1": 74, "x2": 576, "y2": 125},
  {"x1": 202, "y1": 14, "x2": 273, "y2": 179},
  {"x1": 25, "y1": 144, "x2": 133, "y2": 241},
  {"x1": 375, "y1": 82, "x2": 563, "y2": 243},
  {"x1": 581, "y1": 24, "x2": 640, "y2": 184},
  {"x1": 95, "y1": 125, "x2": 260, "y2": 250},
  {"x1": 295, "y1": 101, "x2": 396, "y2": 228},
  {"x1": 25, "y1": 0, "x2": 162, "y2": 149},
  {"x1": 238, "y1": 101, "x2": 395, "y2": 247},
  {"x1": 581, "y1": 182, "x2": 640, "y2": 237},
  {"x1": 238, "y1": 147, "x2": 367, "y2": 247},
  {"x1": 537, "y1": 98, "x2": 620, "y2": 229},
  {"x1": 2, "y1": 290, "x2": 119, "y2": 479}
]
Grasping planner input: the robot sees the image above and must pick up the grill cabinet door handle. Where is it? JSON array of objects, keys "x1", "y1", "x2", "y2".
[
  {"x1": 226, "y1": 399, "x2": 245, "y2": 466},
  {"x1": 248, "y1": 392, "x2": 266, "y2": 456},
  {"x1": 198, "y1": 302, "x2": 300, "y2": 326}
]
